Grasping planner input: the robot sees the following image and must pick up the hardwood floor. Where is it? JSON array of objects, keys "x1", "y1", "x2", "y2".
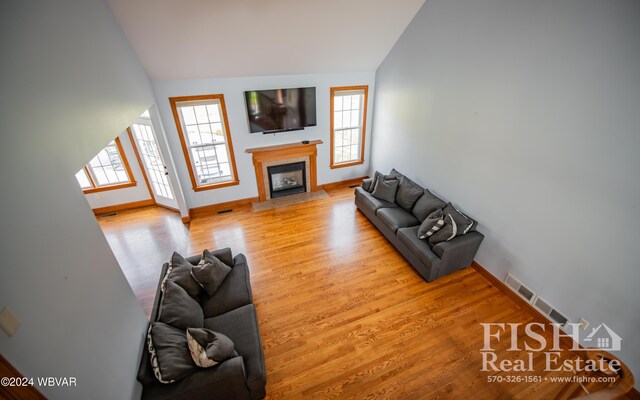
[{"x1": 99, "y1": 186, "x2": 593, "y2": 399}]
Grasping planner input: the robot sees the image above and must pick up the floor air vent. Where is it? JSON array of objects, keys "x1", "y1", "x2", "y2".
[
  {"x1": 217, "y1": 209, "x2": 232, "y2": 214},
  {"x1": 348, "y1": 184, "x2": 360, "y2": 188},
  {"x1": 98, "y1": 212, "x2": 118, "y2": 218}
]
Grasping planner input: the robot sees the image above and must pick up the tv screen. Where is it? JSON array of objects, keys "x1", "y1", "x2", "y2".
[{"x1": 244, "y1": 87, "x2": 316, "y2": 133}]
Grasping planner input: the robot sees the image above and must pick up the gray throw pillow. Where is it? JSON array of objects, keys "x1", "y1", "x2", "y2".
[
  {"x1": 417, "y1": 208, "x2": 445, "y2": 240},
  {"x1": 428, "y1": 213, "x2": 458, "y2": 245},
  {"x1": 371, "y1": 178, "x2": 399, "y2": 203},
  {"x1": 396, "y1": 176, "x2": 424, "y2": 211},
  {"x1": 191, "y1": 250, "x2": 232, "y2": 297},
  {"x1": 443, "y1": 202, "x2": 477, "y2": 236},
  {"x1": 169, "y1": 252, "x2": 203, "y2": 299},
  {"x1": 186, "y1": 328, "x2": 238, "y2": 368},
  {"x1": 411, "y1": 189, "x2": 446, "y2": 221},
  {"x1": 362, "y1": 177, "x2": 374, "y2": 192},
  {"x1": 148, "y1": 322, "x2": 197, "y2": 384},
  {"x1": 158, "y1": 280, "x2": 204, "y2": 331}
]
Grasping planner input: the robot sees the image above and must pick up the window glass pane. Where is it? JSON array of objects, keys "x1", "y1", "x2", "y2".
[
  {"x1": 194, "y1": 105, "x2": 209, "y2": 124},
  {"x1": 93, "y1": 168, "x2": 108, "y2": 185},
  {"x1": 343, "y1": 110, "x2": 351, "y2": 128},
  {"x1": 206, "y1": 104, "x2": 221, "y2": 122},
  {"x1": 75, "y1": 169, "x2": 92, "y2": 188},
  {"x1": 342, "y1": 95, "x2": 351, "y2": 110},
  {"x1": 350, "y1": 145, "x2": 359, "y2": 161},
  {"x1": 334, "y1": 96, "x2": 343, "y2": 111},
  {"x1": 351, "y1": 110, "x2": 360, "y2": 127},
  {"x1": 186, "y1": 125, "x2": 201, "y2": 145},
  {"x1": 351, "y1": 95, "x2": 361, "y2": 110},
  {"x1": 211, "y1": 123, "x2": 225, "y2": 142},
  {"x1": 334, "y1": 111, "x2": 343, "y2": 129},
  {"x1": 215, "y1": 144, "x2": 229, "y2": 163},
  {"x1": 181, "y1": 107, "x2": 197, "y2": 125}
]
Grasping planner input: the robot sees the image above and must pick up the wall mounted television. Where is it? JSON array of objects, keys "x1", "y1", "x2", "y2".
[{"x1": 244, "y1": 87, "x2": 316, "y2": 134}]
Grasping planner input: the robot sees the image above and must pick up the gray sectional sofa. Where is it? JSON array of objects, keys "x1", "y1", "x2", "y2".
[
  {"x1": 355, "y1": 170, "x2": 484, "y2": 281},
  {"x1": 137, "y1": 248, "x2": 266, "y2": 400}
]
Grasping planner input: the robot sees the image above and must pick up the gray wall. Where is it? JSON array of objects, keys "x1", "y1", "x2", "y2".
[
  {"x1": 371, "y1": 0, "x2": 640, "y2": 377},
  {"x1": 0, "y1": 0, "x2": 154, "y2": 398}
]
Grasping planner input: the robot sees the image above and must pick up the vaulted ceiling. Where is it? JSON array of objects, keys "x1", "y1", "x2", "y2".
[{"x1": 106, "y1": 0, "x2": 425, "y2": 80}]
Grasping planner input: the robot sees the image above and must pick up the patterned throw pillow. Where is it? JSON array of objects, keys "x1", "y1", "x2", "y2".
[
  {"x1": 417, "y1": 208, "x2": 445, "y2": 239},
  {"x1": 186, "y1": 328, "x2": 238, "y2": 368},
  {"x1": 428, "y1": 213, "x2": 458, "y2": 245},
  {"x1": 147, "y1": 322, "x2": 197, "y2": 384}
]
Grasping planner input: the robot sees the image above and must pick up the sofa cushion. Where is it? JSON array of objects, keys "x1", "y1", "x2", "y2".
[
  {"x1": 444, "y1": 202, "x2": 478, "y2": 235},
  {"x1": 396, "y1": 176, "x2": 424, "y2": 211},
  {"x1": 158, "y1": 280, "x2": 204, "y2": 331},
  {"x1": 355, "y1": 187, "x2": 397, "y2": 214},
  {"x1": 201, "y1": 255, "x2": 253, "y2": 318},
  {"x1": 191, "y1": 251, "x2": 232, "y2": 297},
  {"x1": 418, "y1": 208, "x2": 445, "y2": 239},
  {"x1": 204, "y1": 304, "x2": 266, "y2": 396},
  {"x1": 397, "y1": 226, "x2": 441, "y2": 268},
  {"x1": 187, "y1": 328, "x2": 237, "y2": 368},
  {"x1": 411, "y1": 189, "x2": 446, "y2": 222},
  {"x1": 362, "y1": 177, "x2": 375, "y2": 192},
  {"x1": 148, "y1": 322, "x2": 197, "y2": 384},
  {"x1": 371, "y1": 178, "x2": 399, "y2": 203},
  {"x1": 428, "y1": 213, "x2": 458, "y2": 244},
  {"x1": 169, "y1": 252, "x2": 203, "y2": 299},
  {"x1": 376, "y1": 207, "x2": 420, "y2": 234}
]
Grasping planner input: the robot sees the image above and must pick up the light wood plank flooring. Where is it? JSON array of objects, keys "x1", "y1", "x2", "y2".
[{"x1": 99, "y1": 186, "x2": 588, "y2": 399}]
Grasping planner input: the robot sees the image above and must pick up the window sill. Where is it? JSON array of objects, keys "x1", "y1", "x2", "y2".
[
  {"x1": 193, "y1": 179, "x2": 240, "y2": 192},
  {"x1": 330, "y1": 160, "x2": 364, "y2": 169},
  {"x1": 82, "y1": 181, "x2": 137, "y2": 194}
]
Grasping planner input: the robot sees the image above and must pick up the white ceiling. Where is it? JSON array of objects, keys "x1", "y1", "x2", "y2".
[{"x1": 106, "y1": 0, "x2": 425, "y2": 81}]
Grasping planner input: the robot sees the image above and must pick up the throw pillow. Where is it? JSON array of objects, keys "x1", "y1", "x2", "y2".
[
  {"x1": 158, "y1": 280, "x2": 204, "y2": 331},
  {"x1": 417, "y1": 208, "x2": 445, "y2": 240},
  {"x1": 443, "y1": 202, "x2": 477, "y2": 236},
  {"x1": 148, "y1": 322, "x2": 197, "y2": 384},
  {"x1": 361, "y1": 177, "x2": 374, "y2": 192},
  {"x1": 186, "y1": 328, "x2": 238, "y2": 368},
  {"x1": 396, "y1": 176, "x2": 424, "y2": 211},
  {"x1": 411, "y1": 189, "x2": 446, "y2": 222},
  {"x1": 371, "y1": 178, "x2": 399, "y2": 203},
  {"x1": 428, "y1": 213, "x2": 458, "y2": 245},
  {"x1": 191, "y1": 251, "x2": 232, "y2": 296},
  {"x1": 169, "y1": 252, "x2": 203, "y2": 299}
]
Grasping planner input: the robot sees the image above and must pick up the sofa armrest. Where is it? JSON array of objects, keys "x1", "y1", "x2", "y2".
[
  {"x1": 432, "y1": 231, "x2": 484, "y2": 275},
  {"x1": 141, "y1": 356, "x2": 250, "y2": 400},
  {"x1": 361, "y1": 177, "x2": 374, "y2": 192}
]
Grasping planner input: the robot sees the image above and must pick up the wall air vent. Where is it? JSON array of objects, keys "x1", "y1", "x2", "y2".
[
  {"x1": 504, "y1": 273, "x2": 535, "y2": 302},
  {"x1": 533, "y1": 296, "x2": 569, "y2": 326},
  {"x1": 503, "y1": 273, "x2": 570, "y2": 327}
]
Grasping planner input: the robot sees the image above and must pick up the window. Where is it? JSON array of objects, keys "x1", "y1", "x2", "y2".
[
  {"x1": 75, "y1": 138, "x2": 136, "y2": 193},
  {"x1": 330, "y1": 85, "x2": 368, "y2": 168},
  {"x1": 169, "y1": 94, "x2": 239, "y2": 191}
]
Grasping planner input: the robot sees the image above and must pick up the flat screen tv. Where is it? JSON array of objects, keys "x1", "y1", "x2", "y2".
[{"x1": 244, "y1": 87, "x2": 316, "y2": 133}]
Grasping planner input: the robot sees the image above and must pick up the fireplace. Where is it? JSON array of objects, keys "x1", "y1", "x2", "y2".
[{"x1": 267, "y1": 162, "x2": 307, "y2": 199}]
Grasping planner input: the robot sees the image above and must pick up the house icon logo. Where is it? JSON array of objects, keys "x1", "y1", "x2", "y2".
[{"x1": 583, "y1": 323, "x2": 622, "y2": 351}]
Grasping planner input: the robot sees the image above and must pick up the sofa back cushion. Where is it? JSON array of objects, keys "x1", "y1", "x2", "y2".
[
  {"x1": 412, "y1": 189, "x2": 446, "y2": 222},
  {"x1": 371, "y1": 178, "x2": 399, "y2": 203},
  {"x1": 396, "y1": 176, "x2": 424, "y2": 211}
]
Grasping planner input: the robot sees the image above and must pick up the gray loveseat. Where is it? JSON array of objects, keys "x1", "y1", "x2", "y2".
[
  {"x1": 137, "y1": 248, "x2": 266, "y2": 400},
  {"x1": 355, "y1": 170, "x2": 484, "y2": 281}
]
